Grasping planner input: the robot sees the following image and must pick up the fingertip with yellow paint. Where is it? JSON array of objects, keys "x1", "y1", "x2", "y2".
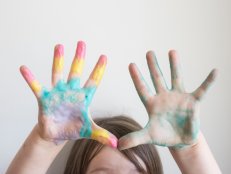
[
  {"x1": 54, "y1": 44, "x2": 64, "y2": 73},
  {"x1": 91, "y1": 55, "x2": 107, "y2": 86},
  {"x1": 91, "y1": 128, "x2": 118, "y2": 148}
]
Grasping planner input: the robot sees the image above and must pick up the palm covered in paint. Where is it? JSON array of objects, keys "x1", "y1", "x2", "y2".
[
  {"x1": 119, "y1": 50, "x2": 217, "y2": 149},
  {"x1": 20, "y1": 41, "x2": 117, "y2": 147}
]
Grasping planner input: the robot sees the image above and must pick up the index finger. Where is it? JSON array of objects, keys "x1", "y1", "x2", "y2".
[{"x1": 83, "y1": 55, "x2": 107, "y2": 100}]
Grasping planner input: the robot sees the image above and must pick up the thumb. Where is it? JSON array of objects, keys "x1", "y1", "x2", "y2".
[
  {"x1": 118, "y1": 129, "x2": 151, "y2": 150},
  {"x1": 90, "y1": 123, "x2": 118, "y2": 148}
]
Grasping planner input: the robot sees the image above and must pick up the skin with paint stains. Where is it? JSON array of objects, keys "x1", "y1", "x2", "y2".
[
  {"x1": 119, "y1": 50, "x2": 217, "y2": 150},
  {"x1": 20, "y1": 41, "x2": 117, "y2": 147}
]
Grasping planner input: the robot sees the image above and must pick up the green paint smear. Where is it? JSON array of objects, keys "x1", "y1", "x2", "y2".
[
  {"x1": 157, "y1": 109, "x2": 199, "y2": 148},
  {"x1": 175, "y1": 113, "x2": 188, "y2": 128},
  {"x1": 136, "y1": 69, "x2": 152, "y2": 104}
]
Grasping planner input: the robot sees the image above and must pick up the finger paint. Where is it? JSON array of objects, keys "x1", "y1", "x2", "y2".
[
  {"x1": 40, "y1": 79, "x2": 95, "y2": 141},
  {"x1": 148, "y1": 53, "x2": 168, "y2": 91},
  {"x1": 70, "y1": 58, "x2": 84, "y2": 75},
  {"x1": 22, "y1": 67, "x2": 42, "y2": 93},
  {"x1": 90, "y1": 57, "x2": 106, "y2": 86},
  {"x1": 79, "y1": 109, "x2": 92, "y2": 138},
  {"x1": 68, "y1": 78, "x2": 81, "y2": 90},
  {"x1": 54, "y1": 45, "x2": 64, "y2": 73},
  {"x1": 70, "y1": 41, "x2": 86, "y2": 76},
  {"x1": 91, "y1": 129, "x2": 110, "y2": 140},
  {"x1": 30, "y1": 81, "x2": 42, "y2": 93},
  {"x1": 91, "y1": 129, "x2": 118, "y2": 148},
  {"x1": 76, "y1": 41, "x2": 86, "y2": 59},
  {"x1": 40, "y1": 80, "x2": 85, "y2": 115},
  {"x1": 137, "y1": 70, "x2": 152, "y2": 104},
  {"x1": 84, "y1": 86, "x2": 96, "y2": 106},
  {"x1": 21, "y1": 42, "x2": 113, "y2": 146}
]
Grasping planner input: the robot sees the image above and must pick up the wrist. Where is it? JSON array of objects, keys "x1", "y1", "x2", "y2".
[
  {"x1": 27, "y1": 124, "x2": 67, "y2": 150},
  {"x1": 6, "y1": 125, "x2": 67, "y2": 174},
  {"x1": 169, "y1": 131, "x2": 203, "y2": 157},
  {"x1": 169, "y1": 132, "x2": 221, "y2": 174}
]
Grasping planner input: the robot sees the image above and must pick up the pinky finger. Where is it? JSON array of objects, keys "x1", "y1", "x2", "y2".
[
  {"x1": 20, "y1": 65, "x2": 42, "y2": 98},
  {"x1": 192, "y1": 69, "x2": 217, "y2": 101}
]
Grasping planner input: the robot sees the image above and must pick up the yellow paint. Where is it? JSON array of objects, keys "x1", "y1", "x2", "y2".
[
  {"x1": 71, "y1": 58, "x2": 84, "y2": 75},
  {"x1": 91, "y1": 128, "x2": 110, "y2": 140},
  {"x1": 30, "y1": 80, "x2": 42, "y2": 93},
  {"x1": 54, "y1": 57, "x2": 64, "y2": 72},
  {"x1": 91, "y1": 64, "x2": 106, "y2": 85}
]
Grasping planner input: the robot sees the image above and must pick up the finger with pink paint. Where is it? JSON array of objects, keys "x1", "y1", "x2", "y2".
[
  {"x1": 76, "y1": 53, "x2": 117, "y2": 147},
  {"x1": 67, "y1": 41, "x2": 86, "y2": 90},
  {"x1": 83, "y1": 55, "x2": 107, "y2": 104},
  {"x1": 52, "y1": 44, "x2": 64, "y2": 86},
  {"x1": 119, "y1": 50, "x2": 217, "y2": 150},
  {"x1": 20, "y1": 66, "x2": 42, "y2": 98}
]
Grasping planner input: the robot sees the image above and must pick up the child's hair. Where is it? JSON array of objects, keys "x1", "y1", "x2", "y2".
[{"x1": 64, "y1": 115, "x2": 163, "y2": 174}]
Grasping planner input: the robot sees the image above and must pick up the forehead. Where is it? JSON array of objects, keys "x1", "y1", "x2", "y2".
[{"x1": 86, "y1": 146, "x2": 145, "y2": 174}]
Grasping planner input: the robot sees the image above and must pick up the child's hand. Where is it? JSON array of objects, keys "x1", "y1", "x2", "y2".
[
  {"x1": 20, "y1": 41, "x2": 117, "y2": 147},
  {"x1": 119, "y1": 50, "x2": 217, "y2": 150}
]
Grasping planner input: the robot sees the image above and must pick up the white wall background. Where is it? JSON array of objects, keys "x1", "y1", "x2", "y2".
[{"x1": 0, "y1": 0, "x2": 230, "y2": 173}]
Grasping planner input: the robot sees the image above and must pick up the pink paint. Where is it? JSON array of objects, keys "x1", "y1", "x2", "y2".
[
  {"x1": 54, "y1": 44, "x2": 64, "y2": 58},
  {"x1": 20, "y1": 66, "x2": 35, "y2": 83},
  {"x1": 75, "y1": 41, "x2": 86, "y2": 59},
  {"x1": 98, "y1": 55, "x2": 107, "y2": 66},
  {"x1": 108, "y1": 135, "x2": 118, "y2": 148}
]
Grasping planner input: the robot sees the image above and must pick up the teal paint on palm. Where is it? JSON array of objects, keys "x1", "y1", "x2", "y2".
[
  {"x1": 40, "y1": 80, "x2": 84, "y2": 115},
  {"x1": 68, "y1": 78, "x2": 81, "y2": 90},
  {"x1": 84, "y1": 86, "x2": 96, "y2": 106},
  {"x1": 39, "y1": 80, "x2": 97, "y2": 138},
  {"x1": 175, "y1": 113, "x2": 188, "y2": 128},
  {"x1": 79, "y1": 109, "x2": 92, "y2": 138}
]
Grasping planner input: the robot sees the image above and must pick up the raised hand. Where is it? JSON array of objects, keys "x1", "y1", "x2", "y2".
[
  {"x1": 20, "y1": 41, "x2": 117, "y2": 147},
  {"x1": 119, "y1": 50, "x2": 217, "y2": 150}
]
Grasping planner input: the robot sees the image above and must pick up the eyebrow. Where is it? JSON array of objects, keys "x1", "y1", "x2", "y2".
[
  {"x1": 88, "y1": 167, "x2": 141, "y2": 173},
  {"x1": 88, "y1": 167, "x2": 111, "y2": 173}
]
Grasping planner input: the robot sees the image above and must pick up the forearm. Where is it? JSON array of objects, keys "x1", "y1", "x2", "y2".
[
  {"x1": 169, "y1": 132, "x2": 221, "y2": 174},
  {"x1": 6, "y1": 125, "x2": 67, "y2": 174}
]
